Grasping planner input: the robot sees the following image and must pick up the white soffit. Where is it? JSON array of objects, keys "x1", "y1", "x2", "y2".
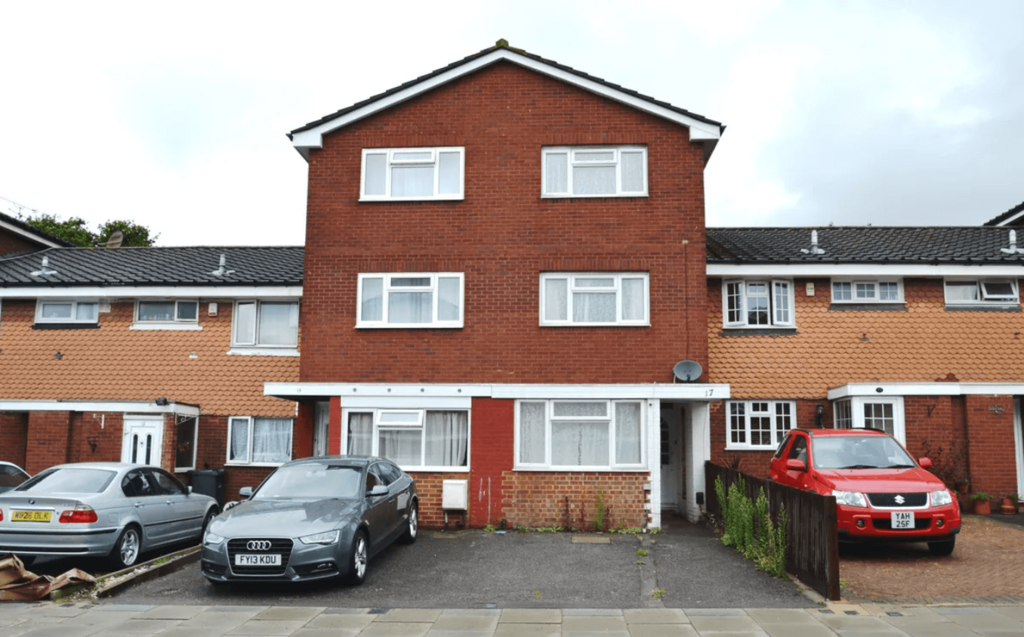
[
  {"x1": 0, "y1": 286, "x2": 302, "y2": 299},
  {"x1": 265, "y1": 382, "x2": 730, "y2": 401},
  {"x1": 0, "y1": 400, "x2": 200, "y2": 416},
  {"x1": 829, "y1": 383, "x2": 1024, "y2": 400},
  {"x1": 708, "y1": 264, "x2": 1024, "y2": 277},
  {"x1": 291, "y1": 49, "x2": 722, "y2": 157}
]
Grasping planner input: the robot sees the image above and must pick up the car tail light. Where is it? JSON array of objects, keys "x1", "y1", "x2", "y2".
[
  {"x1": 0, "y1": 509, "x2": 4, "y2": 522},
  {"x1": 59, "y1": 505, "x2": 98, "y2": 524}
]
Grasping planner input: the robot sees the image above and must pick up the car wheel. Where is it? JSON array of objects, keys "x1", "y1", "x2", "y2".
[
  {"x1": 110, "y1": 525, "x2": 142, "y2": 570},
  {"x1": 347, "y1": 531, "x2": 369, "y2": 586},
  {"x1": 200, "y1": 507, "x2": 218, "y2": 539},
  {"x1": 928, "y1": 537, "x2": 956, "y2": 557},
  {"x1": 398, "y1": 502, "x2": 418, "y2": 545}
]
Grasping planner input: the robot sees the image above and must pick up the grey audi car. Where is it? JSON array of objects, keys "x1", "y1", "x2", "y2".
[{"x1": 200, "y1": 456, "x2": 417, "y2": 585}]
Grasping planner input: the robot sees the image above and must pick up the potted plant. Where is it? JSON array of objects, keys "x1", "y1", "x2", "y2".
[
  {"x1": 955, "y1": 478, "x2": 971, "y2": 494},
  {"x1": 1000, "y1": 495, "x2": 1017, "y2": 515},
  {"x1": 971, "y1": 491, "x2": 992, "y2": 515},
  {"x1": 1010, "y1": 493, "x2": 1020, "y2": 514}
]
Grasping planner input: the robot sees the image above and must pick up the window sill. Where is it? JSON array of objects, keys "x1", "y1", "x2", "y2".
[
  {"x1": 828, "y1": 303, "x2": 907, "y2": 312},
  {"x1": 541, "y1": 193, "x2": 649, "y2": 200},
  {"x1": 131, "y1": 323, "x2": 203, "y2": 331},
  {"x1": 174, "y1": 467, "x2": 194, "y2": 473},
  {"x1": 225, "y1": 462, "x2": 288, "y2": 468},
  {"x1": 718, "y1": 328, "x2": 798, "y2": 336},
  {"x1": 512, "y1": 465, "x2": 649, "y2": 472},
  {"x1": 359, "y1": 195, "x2": 464, "y2": 203},
  {"x1": 404, "y1": 467, "x2": 470, "y2": 473},
  {"x1": 944, "y1": 305, "x2": 1022, "y2": 312},
  {"x1": 540, "y1": 323, "x2": 651, "y2": 328},
  {"x1": 226, "y1": 348, "x2": 300, "y2": 357},
  {"x1": 356, "y1": 324, "x2": 464, "y2": 330},
  {"x1": 32, "y1": 323, "x2": 100, "y2": 330},
  {"x1": 725, "y1": 446, "x2": 779, "y2": 452}
]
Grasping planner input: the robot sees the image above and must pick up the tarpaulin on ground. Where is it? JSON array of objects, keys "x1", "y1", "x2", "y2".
[{"x1": 0, "y1": 554, "x2": 94, "y2": 601}]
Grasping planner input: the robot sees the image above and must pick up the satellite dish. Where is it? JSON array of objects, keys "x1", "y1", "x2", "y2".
[
  {"x1": 673, "y1": 360, "x2": 703, "y2": 382},
  {"x1": 104, "y1": 230, "x2": 124, "y2": 249}
]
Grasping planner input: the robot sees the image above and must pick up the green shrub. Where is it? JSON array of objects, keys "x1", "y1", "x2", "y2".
[{"x1": 716, "y1": 477, "x2": 788, "y2": 579}]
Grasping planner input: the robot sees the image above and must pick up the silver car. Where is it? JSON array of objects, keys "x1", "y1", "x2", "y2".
[
  {"x1": 0, "y1": 462, "x2": 219, "y2": 569},
  {"x1": 201, "y1": 456, "x2": 417, "y2": 585}
]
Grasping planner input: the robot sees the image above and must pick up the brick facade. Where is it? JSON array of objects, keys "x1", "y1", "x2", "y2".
[
  {"x1": 0, "y1": 412, "x2": 29, "y2": 467},
  {"x1": 502, "y1": 471, "x2": 649, "y2": 530},
  {"x1": 0, "y1": 230, "x2": 40, "y2": 256}
]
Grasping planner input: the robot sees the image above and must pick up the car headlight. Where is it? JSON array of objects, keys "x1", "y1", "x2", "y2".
[
  {"x1": 832, "y1": 490, "x2": 869, "y2": 508},
  {"x1": 299, "y1": 530, "x2": 340, "y2": 545},
  {"x1": 203, "y1": 532, "x2": 225, "y2": 546},
  {"x1": 930, "y1": 490, "x2": 954, "y2": 507}
]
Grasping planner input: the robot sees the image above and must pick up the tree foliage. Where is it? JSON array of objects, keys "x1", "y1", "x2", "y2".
[{"x1": 21, "y1": 214, "x2": 158, "y2": 247}]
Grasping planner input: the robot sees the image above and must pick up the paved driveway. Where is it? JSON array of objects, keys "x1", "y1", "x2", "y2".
[{"x1": 107, "y1": 515, "x2": 813, "y2": 609}]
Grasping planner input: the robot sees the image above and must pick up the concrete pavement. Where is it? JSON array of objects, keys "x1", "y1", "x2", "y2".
[{"x1": 3, "y1": 602, "x2": 1024, "y2": 636}]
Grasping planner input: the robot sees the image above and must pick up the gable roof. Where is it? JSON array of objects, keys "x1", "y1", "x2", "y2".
[
  {"x1": 984, "y1": 201, "x2": 1024, "y2": 227},
  {"x1": 288, "y1": 40, "x2": 724, "y2": 160},
  {"x1": 706, "y1": 227, "x2": 1024, "y2": 264},
  {"x1": 0, "y1": 246, "x2": 304, "y2": 290},
  {"x1": 0, "y1": 210, "x2": 75, "y2": 250}
]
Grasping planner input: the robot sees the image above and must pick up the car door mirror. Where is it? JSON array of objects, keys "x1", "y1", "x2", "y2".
[
  {"x1": 918, "y1": 457, "x2": 932, "y2": 469},
  {"x1": 367, "y1": 484, "x2": 388, "y2": 497},
  {"x1": 785, "y1": 458, "x2": 807, "y2": 472},
  {"x1": 239, "y1": 486, "x2": 253, "y2": 498}
]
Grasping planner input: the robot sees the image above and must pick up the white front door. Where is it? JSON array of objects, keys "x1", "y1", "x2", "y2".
[
  {"x1": 660, "y1": 405, "x2": 683, "y2": 511},
  {"x1": 122, "y1": 417, "x2": 163, "y2": 466},
  {"x1": 314, "y1": 402, "x2": 330, "y2": 456}
]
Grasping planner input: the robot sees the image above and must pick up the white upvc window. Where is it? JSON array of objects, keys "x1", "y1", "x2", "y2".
[
  {"x1": 832, "y1": 397, "x2": 906, "y2": 444},
  {"x1": 831, "y1": 279, "x2": 903, "y2": 303},
  {"x1": 360, "y1": 147, "x2": 465, "y2": 201},
  {"x1": 136, "y1": 300, "x2": 199, "y2": 323},
  {"x1": 726, "y1": 400, "x2": 795, "y2": 450},
  {"x1": 226, "y1": 417, "x2": 293, "y2": 466},
  {"x1": 232, "y1": 301, "x2": 299, "y2": 347},
  {"x1": 357, "y1": 273, "x2": 464, "y2": 328},
  {"x1": 944, "y1": 279, "x2": 1019, "y2": 306},
  {"x1": 541, "y1": 146, "x2": 648, "y2": 198},
  {"x1": 540, "y1": 273, "x2": 649, "y2": 326},
  {"x1": 35, "y1": 300, "x2": 99, "y2": 324},
  {"x1": 515, "y1": 400, "x2": 645, "y2": 470},
  {"x1": 342, "y1": 409, "x2": 469, "y2": 471},
  {"x1": 722, "y1": 280, "x2": 795, "y2": 328}
]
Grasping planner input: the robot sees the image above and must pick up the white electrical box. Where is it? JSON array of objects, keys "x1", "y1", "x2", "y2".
[{"x1": 442, "y1": 479, "x2": 468, "y2": 511}]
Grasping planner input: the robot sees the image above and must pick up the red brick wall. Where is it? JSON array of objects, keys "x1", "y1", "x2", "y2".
[
  {"x1": 710, "y1": 399, "x2": 829, "y2": 476},
  {"x1": 0, "y1": 412, "x2": 29, "y2": 467},
  {"x1": 964, "y1": 395, "x2": 1017, "y2": 499},
  {"x1": 467, "y1": 398, "x2": 513, "y2": 527},
  {"x1": 300, "y1": 61, "x2": 708, "y2": 386},
  {"x1": 408, "y1": 471, "x2": 474, "y2": 529},
  {"x1": 502, "y1": 471, "x2": 649, "y2": 530},
  {"x1": 902, "y1": 395, "x2": 971, "y2": 490},
  {"x1": 0, "y1": 230, "x2": 40, "y2": 256},
  {"x1": 66, "y1": 412, "x2": 124, "y2": 465},
  {"x1": 25, "y1": 411, "x2": 72, "y2": 474}
]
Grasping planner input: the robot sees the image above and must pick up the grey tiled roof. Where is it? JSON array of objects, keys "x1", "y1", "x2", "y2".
[
  {"x1": 0, "y1": 246, "x2": 304, "y2": 287},
  {"x1": 984, "y1": 201, "x2": 1024, "y2": 227},
  {"x1": 706, "y1": 227, "x2": 1024, "y2": 264}
]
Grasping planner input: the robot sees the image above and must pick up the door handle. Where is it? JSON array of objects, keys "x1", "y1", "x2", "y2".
[
  {"x1": 166, "y1": 500, "x2": 173, "y2": 505},
  {"x1": 134, "y1": 502, "x2": 141, "y2": 507}
]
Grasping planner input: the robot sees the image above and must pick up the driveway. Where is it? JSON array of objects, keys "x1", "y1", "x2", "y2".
[{"x1": 108, "y1": 515, "x2": 813, "y2": 609}]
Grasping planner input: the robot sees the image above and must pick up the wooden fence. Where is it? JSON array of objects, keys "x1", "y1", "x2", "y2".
[{"x1": 704, "y1": 462, "x2": 840, "y2": 601}]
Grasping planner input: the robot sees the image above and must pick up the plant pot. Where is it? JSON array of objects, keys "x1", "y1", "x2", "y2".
[
  {"x1": 1001, "y1": 502, "x2": 1017, "y2": 515},
  {"x1": 974, "y1": 500, "x2": 991, "y2": 515}
]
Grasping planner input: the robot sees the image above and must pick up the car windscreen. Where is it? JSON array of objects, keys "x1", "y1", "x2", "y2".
[
  {"x1": 253, "y1": 464, "x2": 363, "y2": 500},
  {"x1": 15, "y1": 468, "x2": 117, "y2": 494},
  {"x1": 812, "y1": 436, "x2": 916, "y2": 470}
]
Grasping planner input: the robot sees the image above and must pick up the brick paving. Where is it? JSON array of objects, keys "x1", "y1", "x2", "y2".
[{"x1": 840, "y1": 514, "x2": 1024, "y2": 603}]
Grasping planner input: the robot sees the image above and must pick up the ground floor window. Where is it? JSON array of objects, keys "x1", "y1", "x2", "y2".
[
  {"x1": 174, "y1": 416, "x2": 198, "y2": 471},
  {"x1": 515, "y1": 400, "x2": 645, "y2": 470},
  {"x1": 227, "y1": 417, "x2": 293, "y2": 465},
  {"x1": 832, "y1": 397, "x2": 905, "y2": 443},
  {"x1": 726, "y1": 400, "x2": 795, "y2": 450},
  {"x1": 343, "y1": 409, "x2": 468, "y2": 470}
]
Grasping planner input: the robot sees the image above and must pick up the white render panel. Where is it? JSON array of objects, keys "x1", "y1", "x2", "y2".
[
  {"x1": 829, "y1": 382, "x2": 1024, "y2": 399},
  {"x1": 266, "y1": 382, "x2": 730, "y2": 401},
  {"x1": 685, "y1": 403, "x2": 711, "y2": 524},
  {"x1": 0, "y1": 400, "x2": 199, "y2": 416},
  {"x1": 0, "y1": 286, "x2": 302, "y2": 299},
  {"x1": 648, "y1": 399, "x2": 661, "y2": 531},
  {"x1": 708, "y1": 264, "x2": 1024, "y2": 277}
]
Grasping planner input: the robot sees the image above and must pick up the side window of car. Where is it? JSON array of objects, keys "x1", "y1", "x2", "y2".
[
  {"x1": 379, "y1": 462, "x2": 402, "y2": 485},
  {"x1": 150, "y1": 469, "x2": 186, "y2": 495},
  {"x1": 129, "y1": 471, "x2": 155, "y2": 497},
  {"x1": 773, "y1": 433, "x2": 792, "y2": 459},
  {"x1": 787, "y1": 435, "x2": 808, "y2": 465},
  {"x1": 365, "y1": 467, "x2": 380, "y2": 492},
  {"x1": 121, "y1": 473, "x2": 138, "y2": 497}
]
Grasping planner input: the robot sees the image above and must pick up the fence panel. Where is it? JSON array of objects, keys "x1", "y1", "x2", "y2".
[{"x1": 705, "y1": 462, "x2": 840, "y2": 601}]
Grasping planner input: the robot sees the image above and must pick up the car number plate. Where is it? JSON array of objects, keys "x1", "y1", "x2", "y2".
[
  {"x1": 11, "y1": 510, "x2": 52, "y2": 523},
  {"x1": 891, "y1": 511, "x2": 914, "y2": 529},
  {"x1": 235, "y1": 553, "x2": 281, "y2": 566}
]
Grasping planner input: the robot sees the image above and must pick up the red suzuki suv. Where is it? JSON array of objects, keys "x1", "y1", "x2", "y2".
[{"x1": 768, "y1": 428, "x2": 961, "y2": 556}]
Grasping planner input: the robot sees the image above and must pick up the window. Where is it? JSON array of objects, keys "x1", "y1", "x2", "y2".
[
  {"x1": 35, "y1": 300, "x2": 98, "y2": 324},
  {"x1": 343, "y1": 410, "x2": 468, "y2": 471},
  {"x1": 542, "y1": 147, "x2": 647, "y2": 198},
  {"x1": 831, "y1": 280, "x2": 902, "y2": 303},
  {"x1": 540, "y1": 273, "x2": 649, "y2": 326},
  {"x1": 944, "y1": 279, "x2": 1019, "y2": 306},
  {"x1": 357, "y1": 273, "x2": 464, "y2": 328},
  {"x1": 174, "y1": 416, "x2": 198, "y2": 471},
  {"x1": 361, "y1": 147, "x2": 464, "y2": 201},
  {"x1": 722, "y1": 280, "x2": 795, "y2": 328},
  {"x1": 232, "y1": 301, "x2": 299, "y2": 347},
  {"x1": 137, "y1": 300, "x2": 199, "y2": 323},
  {"x1": 832, "y1": 397, "x2": 905, "y2": 443},
  {"x1": 726, "y1": 400, "x2": 795, "y2": 450},
  {"x1": 227, "y1": 417, "x2": 293, "y2": 465},
  {"x1": 515, "y1": 400, "x2": 645, "y2": 470}
]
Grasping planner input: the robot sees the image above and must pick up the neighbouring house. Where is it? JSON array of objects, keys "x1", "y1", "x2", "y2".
[
  {"x1": 0, "y1": 246, "x2": 303, "y2": 499},
  {"x1": 984, "y1": 200, "x2": 1024, "y2": 228},
  {"x1": 706, "y1": 226, "x2": 1024, "y2": 501},
  {"x1": 0, "y1": 210, "x2": 73, "y2": 256}
]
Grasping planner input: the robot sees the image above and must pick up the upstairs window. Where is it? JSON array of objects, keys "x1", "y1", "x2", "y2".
[
  {"x1": 542, "y1": 147, "x2": 647, "y2": 198},
  {"x1": 944, "y1": 279, "x2": 1019, "y2": 307},
  {"x1": 35, "y1": 300, "x2": 98, "y2": 324},
  {"x1": 136, "y1": 300, "x2": 199, "y2": 323},
  {"x1": 361, "y1": 147, "x2": 464, "y2": 201},
  {"x1": 540, "y1": 273, "x2": 649, "y2": 326},
  {"x1": 831, "y1": 280, "x2": 902, "y2": 303},
  {"x1": 358, "y1": 273, "x2": 464, "y2": 328},
  {"x1": 722, "y1": 280, "x2": 794, "y2": 328},
  {"x1": 232, "y1": 301, "x2": 299, "y2": 348}
]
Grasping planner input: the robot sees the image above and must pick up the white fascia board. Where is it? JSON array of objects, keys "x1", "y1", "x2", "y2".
[
  {"x1": 995, "y1": 210, "x2": 1024, "y2": 227},
  {"x1": 0, "y1": 400, "x2": 200, "y2": 416},
  {"x1": 291, "y1": 49, "x2": 722, "y2": 157},
  {"x1": 828, "y1": 383, "x2": 1024, "y2": 400},
  {"x1": 264, "y1": 383, "x2": 493, "y2": 399},
  {"x1": 0, "y1": 219, "x2": 63, "y2": 248},
  {"x1": 265, "y1": 382, "x2": 730, "y2": 401},
  {"x1": 708, "y1": 264, "x2": 1024, "y2": 278},
  {"x1": 0, "y1": 285, "x2": 302, "y2": 299}
]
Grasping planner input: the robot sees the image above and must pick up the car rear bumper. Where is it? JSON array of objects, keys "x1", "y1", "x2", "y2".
[{"x1": 0, "y1": 527, "x2": 119, "y2": 557}]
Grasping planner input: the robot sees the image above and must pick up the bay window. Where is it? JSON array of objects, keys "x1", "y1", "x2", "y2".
[
  {"x1": 727, "y1": 400, "x2": 795, "y2": 450},
  {"x1": 723, "y1": 280, "x2": 794, "y2": 328},
  {"x1": 343, "y1": 409, "x2": 469, "y2": 470},
  {"x1": 357, "y1": 273, "x2": 464, "y2": 328},
  {"x1": 516, "y1": 400, "x2": 645, "y2": 470}
]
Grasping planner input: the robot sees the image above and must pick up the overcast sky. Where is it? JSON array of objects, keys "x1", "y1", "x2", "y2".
[{"x1": 2, "y1": 1, "x2": 1022, "y2": 246}]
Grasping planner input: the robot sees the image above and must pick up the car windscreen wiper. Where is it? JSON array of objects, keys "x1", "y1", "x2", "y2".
[
  {"x1": 838, "y1": 464, "x2": 879, "y2": 469},
  {"x1": 887, "y1": 464, "x2": 917, "y2": 469}
]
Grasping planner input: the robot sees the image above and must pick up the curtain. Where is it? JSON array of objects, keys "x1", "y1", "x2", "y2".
[
  {"x1": 520, "y1": 402, "x2": 546, "y2": 463},
  {"x1": 233, "y1": 302, "x2": 256, "y2": 344},
  {"x1": 378, "y1": 429, "x2": 422, "y2": 466},
  {"x1": 229, "y1": 418, "x2": 250, "y2": 462},
  {"x1": 389, "y1": 292, "x2": 433, "y2": 323},
  {"x1": 363, "y1": 153, "x2": 387, "y2": 196},
  {"x1": 544, "y1": 278, "x2": 568, "y2": 321},
  {"x1": 438, "y1": 277, "x2": 460, "y2": 321},
  {"x1": 573, "y1": 165, "x2": 615, "y2": 195},
  {"x1": 946, "y1": 282, "x2": 978, "y2": 302},
  {"x1": 253, "y1": 418, "x2": 292, "y2": 463},
  {"x1": 138, "y1": 302, "x2": 175, "y2": 321},
  {"x1": 620, "y1": 151, "x2": 644, "y2": 192},
  {"x1": 361, "y1": 278, "x2": 383, "y2": 321},
  {"x1": 544, "y1": 153, "x2": 568, "y2": 194},
  {"x1": 552, "y1": 421, "x2": 609, "y2": 466},
  {"x1": 347, "y1": 413, "x2": 373, "y2": 455},
  {"x1": 258, "y1": 303, "x2": 299, "y2": 346},
  {"x1": 425, "y1": 411, "x2": 468, "y2": 466},
  {"x1": 615, "y1": 403, "x2": 641, "y2": 464},
  {"x1": 438, "y1": 152, "x2": 461, "y2": 195},
  {"x1": 622, "y1": 279, "x2": 644, "y2": 321},
  {"x1": 391, "y1": 165, "x2": 433, "y2": 197},
  {"x1": 573, "y1": 292, "x2": 616, "y2": 322}
]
